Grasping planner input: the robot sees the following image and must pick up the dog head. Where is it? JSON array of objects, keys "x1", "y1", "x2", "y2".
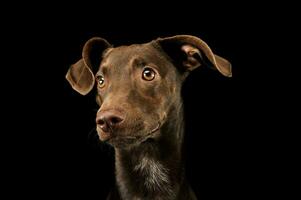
[{"x1": 66, "y1": 35, "x2": 231, "y2": 148}]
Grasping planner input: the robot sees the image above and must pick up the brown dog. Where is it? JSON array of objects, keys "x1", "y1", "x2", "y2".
[{"x1": 66, "y1": 35, "x2": 231, "y2": 200}]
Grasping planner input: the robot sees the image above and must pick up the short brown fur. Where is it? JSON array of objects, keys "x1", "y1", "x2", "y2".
[{"x1": 66, "y1": 35, "x2": 231, "y2": 200}]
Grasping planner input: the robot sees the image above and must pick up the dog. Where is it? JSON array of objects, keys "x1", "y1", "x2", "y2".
[{"x1": 66, "y1": 35, "x2": 232, "y2": 200}]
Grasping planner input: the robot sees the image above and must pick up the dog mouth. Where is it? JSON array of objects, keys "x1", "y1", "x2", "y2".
[
  {"x1": 102, "y1": 121, "x2": 162, "y2": 148},
  {"x1": 139, "y1": 122, "x2": 161, "y2": 143}
]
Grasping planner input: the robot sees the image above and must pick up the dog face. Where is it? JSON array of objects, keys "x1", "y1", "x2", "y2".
[
  {"x1": 94, "y1": 43, "x2": 182, "y2": 147},
  {"x1": 66, "y1": 35, "x2": 232, "y2": 148}
]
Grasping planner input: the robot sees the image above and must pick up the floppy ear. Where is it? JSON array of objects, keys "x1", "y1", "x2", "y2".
[
  {"x1": 156, "y1": 35, "x2": 232, "y2": 77},
  {"x1": 66, "y1": 37, "x2": 111, "y2": 95}
]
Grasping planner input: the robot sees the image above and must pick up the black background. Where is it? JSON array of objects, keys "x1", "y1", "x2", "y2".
[{"x1": 2, "y1": 1, "x2": 288, "y2": 199}]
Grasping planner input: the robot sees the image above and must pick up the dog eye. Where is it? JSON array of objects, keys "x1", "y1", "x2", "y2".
[
  {"x1": 142, "y1": 67, "x2": 156, "y2": 81},
  {"x1": 96, "y1": 75, "x2": 105, "y2": 88}
]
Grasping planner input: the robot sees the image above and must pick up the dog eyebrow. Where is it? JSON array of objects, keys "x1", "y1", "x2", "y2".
[
  {"x1": 130, "y1": 57, "x2": 144, "y2": 68},
  {"x1": 130, "y1": 56, "x2": 160, "y2": 73},
  {"x1": 97, "y1": 65, "x2": 108, "y2": 75}
]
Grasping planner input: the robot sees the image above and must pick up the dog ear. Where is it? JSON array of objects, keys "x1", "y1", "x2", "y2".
[
  {"x1": 66, "y1": 37, "x2": 111, "y2": 95},
  {"x1": 156, "y1": 35, "x2": 232, "y2": 77}
]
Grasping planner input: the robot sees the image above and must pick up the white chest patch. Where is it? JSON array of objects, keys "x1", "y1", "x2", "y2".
[{"x1": 133, "y1": 157, "x2": 171, "y2": 192}]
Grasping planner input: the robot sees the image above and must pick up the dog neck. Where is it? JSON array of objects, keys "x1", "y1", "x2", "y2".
[{"x1": 114, "y1": 105, "x2": 186, "y2": 200}]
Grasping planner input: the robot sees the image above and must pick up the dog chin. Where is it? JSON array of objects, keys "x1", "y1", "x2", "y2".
[
  {"x1": 106, "y1": 138, "x2": 138, "y2": 149},
  {"x1": 100, "y1": 132, "x2": 159, "y2": 149},
  {"x1": 98, "y1": 122, "x2": 161, "y2": 148},
  {"x1": 108, "y1": 136, "x2": 159, "y2": 149}
]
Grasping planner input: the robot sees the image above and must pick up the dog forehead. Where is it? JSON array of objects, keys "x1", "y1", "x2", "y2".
[{"x1": 101, "y1": 42, "x2": 167, "y2": 67}]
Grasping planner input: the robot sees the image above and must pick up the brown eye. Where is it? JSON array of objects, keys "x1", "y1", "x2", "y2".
[
  {"x1": 142, "y1": 67, "x2": 156, "y2": 81},
  {"x1": 96, "y1": 75, "x2": 105, "y2": 88}
]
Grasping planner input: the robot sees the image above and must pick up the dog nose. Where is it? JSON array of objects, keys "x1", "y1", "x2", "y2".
[{"x1": 96, "y1": 111, "x2": 124, "y2": 132}]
